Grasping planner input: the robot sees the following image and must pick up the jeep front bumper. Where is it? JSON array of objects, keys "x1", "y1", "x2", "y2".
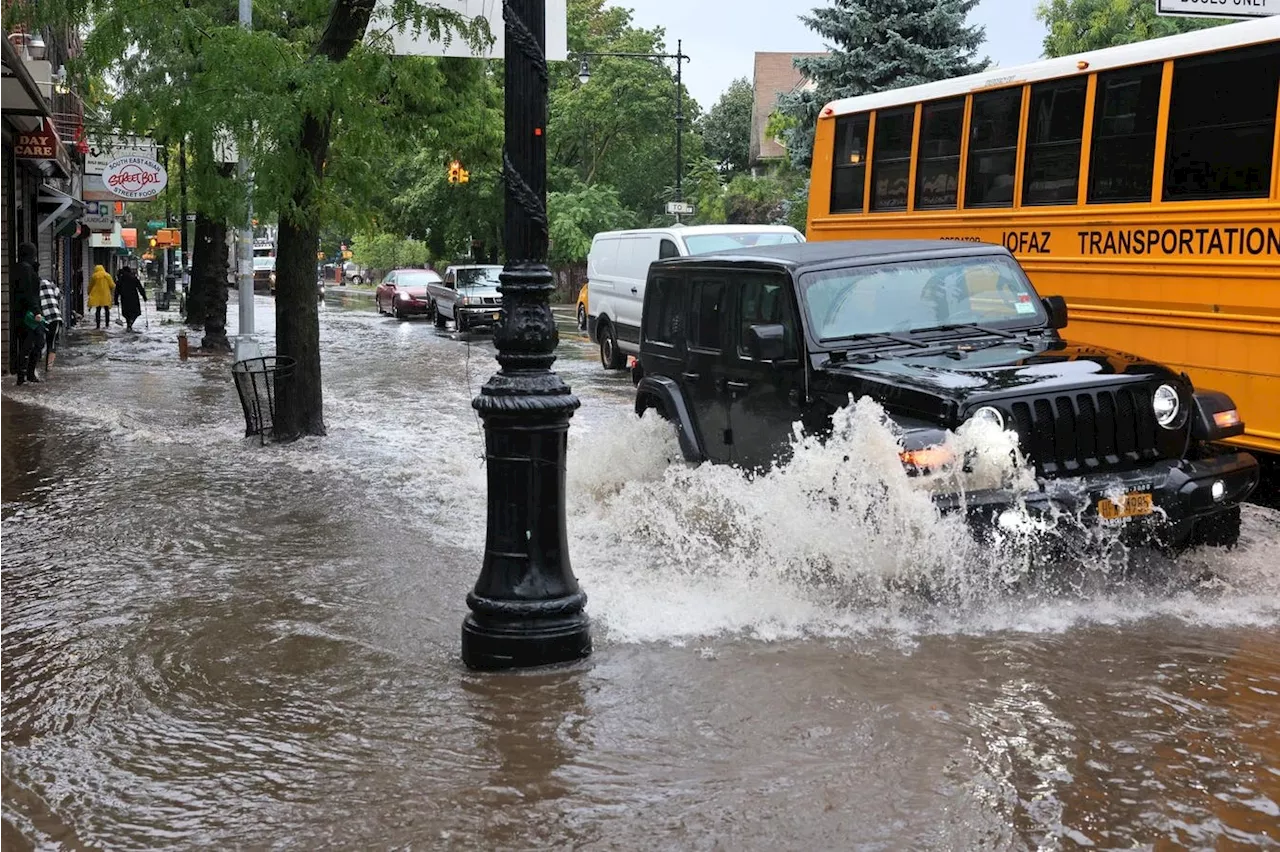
[{"x1": 932, "y1": 452, "x2": 1260, "y2": 524}]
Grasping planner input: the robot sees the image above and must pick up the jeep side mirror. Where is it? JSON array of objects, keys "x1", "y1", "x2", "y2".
[
  {"x1": 1042, "y1": 295, "x2": 1068, "y2": 329},
  {"x1": 748, "y1": 323, "x2": 787, "y2": 361}
]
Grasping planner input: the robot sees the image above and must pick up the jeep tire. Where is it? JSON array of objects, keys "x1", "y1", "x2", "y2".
[{"x1": 599, "y1": 321, "x2": 624, "y2": 370}]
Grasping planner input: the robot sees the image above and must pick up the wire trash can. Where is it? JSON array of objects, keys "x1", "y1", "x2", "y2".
[{"x1": 232, "y1": 356, "x2": 295, "y2": 444}]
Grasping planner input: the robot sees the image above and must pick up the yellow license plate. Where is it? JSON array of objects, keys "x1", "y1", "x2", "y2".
[{"x1": 1097, "y1": 492, "x2": 1154, "y2": 520}]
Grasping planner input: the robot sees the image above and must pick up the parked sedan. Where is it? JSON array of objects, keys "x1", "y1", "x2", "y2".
[
  {"x1": 375, "y1": 269, "x2": 443, "y2": 319},
  {"x1": 428, "y1": 265, "x2": 505, "y2": 332}
]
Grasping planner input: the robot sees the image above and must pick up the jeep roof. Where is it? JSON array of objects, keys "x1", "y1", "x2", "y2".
[{"x1": 651, "y1": 239, "x2": 1010, "y2": 271}]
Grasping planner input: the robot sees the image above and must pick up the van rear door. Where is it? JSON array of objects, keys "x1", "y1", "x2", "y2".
[{"x1": 612, "y1": 235, "x2": 658, "y2": 350}]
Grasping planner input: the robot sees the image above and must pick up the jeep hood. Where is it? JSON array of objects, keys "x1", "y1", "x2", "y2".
[{"x1": 815, "y1": 337, "x2": 1176, "y2": 412}]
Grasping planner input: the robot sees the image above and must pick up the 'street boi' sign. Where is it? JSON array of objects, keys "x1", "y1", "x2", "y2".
[
  {"x1": 102, "y1": 155, "x2": 168, "y2": 200},
  {"x1": 1156, "y1": 0, "x2": 1278, "y2": 18}
]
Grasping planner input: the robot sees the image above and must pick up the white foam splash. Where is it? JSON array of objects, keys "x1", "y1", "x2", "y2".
[{"x1": 564, "y1": 399, "x2": 1280, "y2": 644}]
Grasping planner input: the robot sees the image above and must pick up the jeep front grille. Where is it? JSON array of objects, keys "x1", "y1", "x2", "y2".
[{"x1": 1006, "y1": 386, "x2": 1163, "y2": 476}]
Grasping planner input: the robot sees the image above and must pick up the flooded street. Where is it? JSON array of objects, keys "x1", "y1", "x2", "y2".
[{"x1": 3, "y1": 293, "x2": 1278, "y2": 850}]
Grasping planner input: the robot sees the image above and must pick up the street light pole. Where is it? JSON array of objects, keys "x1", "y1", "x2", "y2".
[
  {"x1": 234, "y1": 0, "x2": 260, "y2": 362},
  {"x1": 674, "y1": 38, "x2": 684, "y2": 207},
  {"x1": 461, "y1": 0, "x2": 591, "y2": 671},
  {"x1": 575, "y1": 42, "x2": 691, "y2": 219}
]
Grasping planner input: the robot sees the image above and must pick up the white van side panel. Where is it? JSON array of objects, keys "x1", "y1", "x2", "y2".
[{"x1": 612, "y1": 236, "x2": 659, "y2": 345}]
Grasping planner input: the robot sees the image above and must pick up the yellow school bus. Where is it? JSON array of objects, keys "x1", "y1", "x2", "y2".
[{"x1": 807, "y1": 19, "x2": 1280, "y2": 455}]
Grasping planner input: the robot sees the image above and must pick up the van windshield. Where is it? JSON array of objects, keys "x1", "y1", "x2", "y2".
[{"x1": 683, "y1": 232, "x2": 803, "y2": 255}]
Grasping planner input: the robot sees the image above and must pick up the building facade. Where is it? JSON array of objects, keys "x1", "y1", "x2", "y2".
[
  {"x1": 3, "y1": 26, "x2": 87, "y2": 374},
  {"x1": 749, "y1": 51, "x2": 826, "y2": 173}
]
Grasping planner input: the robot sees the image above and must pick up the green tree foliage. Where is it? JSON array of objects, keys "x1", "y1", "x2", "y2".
[
  {"x1": 548, "y1": 181, "x2": 634, "y2": 264},
  {"x1": 549, "y1": 0, "x2": 704, "y2": 219},
  {"x1": 723, "y1": 173, "x2": 801, "y2": 225},
  {"x1": 20, "y1": 0, "x2": 489, "y2": 438},
  {"x1": 778, "y1": 0, "x2": 989, "y2": 166},
  {"x1": 699, "y1": 77, "x2": 754, "y2": 177},
  {"x1": 684, "y1": 158, "x2": 727, "y2": 225},
  {"x1": 352, "y1": 232, "x2": 430, "y2": 276},
  {"x1": 1036, "y1": 0, "x2": 1227, "y2": 57}
]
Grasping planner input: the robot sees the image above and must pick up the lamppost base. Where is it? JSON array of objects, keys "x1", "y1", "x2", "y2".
[{"x1": 461, "y1": 610, "x2": 592, "y2": 671}]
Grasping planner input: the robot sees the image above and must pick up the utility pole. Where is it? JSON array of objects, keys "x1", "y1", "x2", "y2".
[
  {"x1": 179, "y1": 136, "x2": 188, "y2": 296},
  {"x1": 234, "y1": 0, "x2": 260, "y2": 361}
]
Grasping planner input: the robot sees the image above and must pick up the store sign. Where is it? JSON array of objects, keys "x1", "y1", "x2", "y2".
[
  {"x1": 14, "y1": 119, "x2": 73, "y2": 176},
  {"x1": 81, "y1": 200, "x2": 117, "y2": 230},
  {"x1": 1156, "y1": 0, "x2": 1278, "y2": 17},
  {"x1": 102, "y1": 155, "x2": 168, "y2": 200},
  {"x1": 15, "y1": 124, "x2": 58, "y2": 158},
  {"x1": 86, "y1": 136, "x2": 157, "y2": 175}
]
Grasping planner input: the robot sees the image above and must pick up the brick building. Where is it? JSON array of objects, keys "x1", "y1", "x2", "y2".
[{"x1": 749, "y1": 51, "x2": 827, "y2": 173}]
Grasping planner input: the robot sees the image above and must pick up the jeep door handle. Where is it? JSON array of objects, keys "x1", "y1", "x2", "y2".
[
  {"x1": 726, "y1": 380, "x2": 750, "y2": 394},
  {"x1": 681, "y1": 372, "x2": 700, "y2": 383}
]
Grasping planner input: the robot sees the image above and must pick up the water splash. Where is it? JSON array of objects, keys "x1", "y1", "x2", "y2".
[{"x1": 566, "y1": 399, "x2": 1280, "y2": 644}]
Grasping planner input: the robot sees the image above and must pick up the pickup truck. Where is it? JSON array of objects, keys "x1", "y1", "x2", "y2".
[{"x1": 427, "y1": 265, "x2": 505, "y2": 332}]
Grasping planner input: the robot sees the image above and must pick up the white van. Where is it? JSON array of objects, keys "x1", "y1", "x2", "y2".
[{"x1": 587, "y1": 224, "x2": 805, "y2": 368}]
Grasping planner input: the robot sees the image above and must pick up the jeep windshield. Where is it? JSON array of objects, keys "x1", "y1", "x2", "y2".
[{"x1": 801, "y1": 255, "x2": 1045, "y2": 343}]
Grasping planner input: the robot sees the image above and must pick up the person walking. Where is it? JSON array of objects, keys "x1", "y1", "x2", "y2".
[
  {"x1": 115, "y1": 263, "x2": 147, "y2": 332},
  {"x1": 39, "y1": 274, "x2": 63, "y2": 373},
  {"x1": 13, "y1": 243, "x2": 44, "y2": 384},
  {"x1": 88, "y1": 264, "x2": 114, "y2": 329}
]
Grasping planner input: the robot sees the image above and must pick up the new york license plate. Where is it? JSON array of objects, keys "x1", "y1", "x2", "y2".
[{"x1": 1097, "y1": 492, "x2": 1154, "y2": 520}]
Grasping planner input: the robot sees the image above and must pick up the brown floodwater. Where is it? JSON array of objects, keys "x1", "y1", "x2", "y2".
[{"x1": 2, "y1": 295, "x2": 1277, "y2": 850}]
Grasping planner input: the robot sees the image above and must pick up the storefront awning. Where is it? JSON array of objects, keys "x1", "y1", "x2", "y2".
[
  {"x1": 38, "y1": 183, "x2": 84, "y2": 231},
  {"x1": 1, "y1": 36, "x2": 51, "y2": 120}
]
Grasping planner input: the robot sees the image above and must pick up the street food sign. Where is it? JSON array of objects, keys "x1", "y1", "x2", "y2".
[
  {"x1": 1156, "y1": 0, "x2": 1278, "y2": 18},
  {"x1": 102, "y1": 154, "x2": 169, "y2": 200}
]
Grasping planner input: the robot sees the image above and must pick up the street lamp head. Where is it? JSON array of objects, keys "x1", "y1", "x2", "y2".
[{"x1": 577, "y1": 58, "x2": 590, "y2": 85}]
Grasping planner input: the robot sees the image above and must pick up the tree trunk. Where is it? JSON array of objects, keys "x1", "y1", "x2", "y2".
[
  {"x1": 187, "y1": 212, "x2": 213, "y2": 328},
  {"x1": 199, "y1": 220, "x2": 232, "y2": 352},
  {"x1": 271, "y1": 0, "x2": 378, "y2": 439}
]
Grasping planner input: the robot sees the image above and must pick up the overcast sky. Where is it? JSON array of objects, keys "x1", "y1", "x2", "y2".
[{"x1": 618, "y1": 0, "x2": 1047, "y2": 110}]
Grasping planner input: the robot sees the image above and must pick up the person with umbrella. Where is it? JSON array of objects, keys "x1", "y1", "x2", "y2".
[{"x1": 114, "y1": 262, "x2": 147, "y2": 332}]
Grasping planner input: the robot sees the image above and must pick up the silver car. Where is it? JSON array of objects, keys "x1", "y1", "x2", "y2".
[{"x1": 428, "y1": 265, "x2": 505, "y2": 332}]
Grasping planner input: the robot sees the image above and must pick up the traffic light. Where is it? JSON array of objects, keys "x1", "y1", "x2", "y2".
[{"x1": 447, "y1": 160, "x2": 470, "y2": 184}]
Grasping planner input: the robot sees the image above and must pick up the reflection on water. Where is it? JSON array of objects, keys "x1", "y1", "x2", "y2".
[{"x1": 2, "y1": 297, "x2": 1277, "y2": 849}]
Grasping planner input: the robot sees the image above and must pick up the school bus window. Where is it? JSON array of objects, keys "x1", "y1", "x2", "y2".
[
  {"x1": 915, "y1": 98, "x2": 964, "y2": 210},
  {"x1": 965, "y1": 88, "x2": 1022, "y2": 208},
  {"x1": 1163, "y1": 43, "x2": 1280, "y2": 201},
  {"x1": 1023, "y1": 79, "x2": 1086, "y2": 206},
  {"x1": 871, "y1": 107, "x2": 915, "y2": 211},
  {"x1": 830, "y1": 113, "x2": 870, "y2": 213},
  {"x1": 1088, "y1": 64, "x2": 1162, "y2": 204}
]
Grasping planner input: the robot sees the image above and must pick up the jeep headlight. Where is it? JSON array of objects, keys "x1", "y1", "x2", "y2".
[
  {"x1": 1153, "y1": 384, "x2": 1180, "y2": 428},
  {"x1": 969, "y1": 405, "x2": 1005, "y2": 430}
]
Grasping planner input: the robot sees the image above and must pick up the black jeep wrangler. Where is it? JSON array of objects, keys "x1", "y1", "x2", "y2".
[{"x1": 633, "y1": 240, "x2": 1259, "y2": 547}]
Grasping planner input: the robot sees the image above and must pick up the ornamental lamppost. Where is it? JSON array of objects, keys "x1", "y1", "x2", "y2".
[
  {"x1": 461, "y1": 0, "x2": 591, "y2": 670},
  {"x1": 575, "y1": 41, "x2": 691, "y2": 217}
]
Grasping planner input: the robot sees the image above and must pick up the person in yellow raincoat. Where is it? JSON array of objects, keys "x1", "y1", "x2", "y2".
[{"x1": 88, "y1": 265, "x2": 114, "y2": 329}]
